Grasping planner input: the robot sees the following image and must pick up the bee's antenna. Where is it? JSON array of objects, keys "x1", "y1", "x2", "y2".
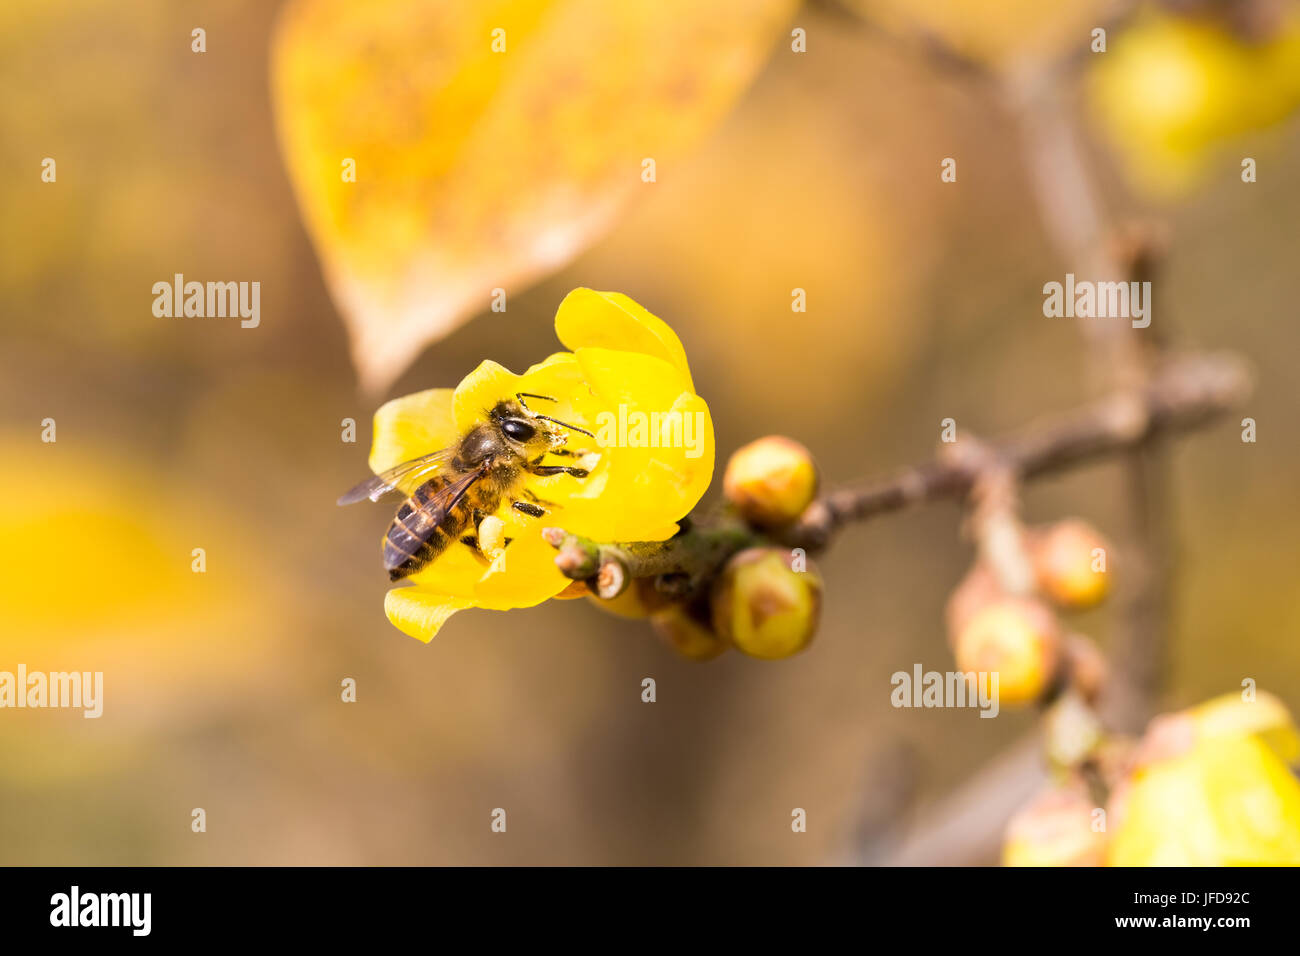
[
  {"x1": 535, "y1": 415, "x2": 594, "y2": 439},
  {"x1": 516, "y1": 392, "x2": 557, "y2": 412},
  {"x1": 515, "y1": 392, "x2": 593, "y2": 438}
]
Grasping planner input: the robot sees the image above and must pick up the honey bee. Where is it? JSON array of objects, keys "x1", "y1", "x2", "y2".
[{"x1": 338, "y1": 393, "x2": 593, "y2": 581}]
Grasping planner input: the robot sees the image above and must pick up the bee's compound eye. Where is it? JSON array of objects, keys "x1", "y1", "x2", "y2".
[{"x1": 501, "y1": 419, "x2": 536, "y2": 442}]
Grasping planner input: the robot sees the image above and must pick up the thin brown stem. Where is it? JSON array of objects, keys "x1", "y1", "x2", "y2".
[
  {"x1": 782, "y1": 351, "x2": 1248, "y2": 551},
  {"x1": 548, "y1": 351, "x2": 1250, "y2": 592}
]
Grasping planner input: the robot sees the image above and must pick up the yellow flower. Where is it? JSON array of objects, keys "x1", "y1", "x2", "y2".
[
  {"x1": 1107, "y1": 692, "x2": 1300, "y2": 865},
  {"x1": 374, "y1": 289, "x2": 714, "y2": 641},
  {"x1": 1088, "y1": 11, "x2": 1300, "y2": 199}
]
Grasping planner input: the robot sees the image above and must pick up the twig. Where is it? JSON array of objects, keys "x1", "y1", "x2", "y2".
[
  {"x1": 819, "y1": 0, "x2": 1202, "y2": 864},
  {"x1": 548, "y1": 351, "x2": 1250, "y2": 587},
  {"x1": 783, "y1": 350, "x2": 1247, "y2": 550},
  {"x1": 1003, "y1": 58, "x2": 1174, "y2": 734},
  {"x1": 542, "y1": 523, "x2": 760, "y2": 597}
]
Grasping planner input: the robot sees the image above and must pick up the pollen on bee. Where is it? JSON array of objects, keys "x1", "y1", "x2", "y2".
[{"x1": 477, "y1": 515, "x2": 507, "y2": 562}]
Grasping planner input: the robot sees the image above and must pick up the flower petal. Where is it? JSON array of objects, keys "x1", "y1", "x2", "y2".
[
  {"x1": 369, "y1": 388, "x2": 458, "y2": 473},
  {"x1": 453, "y1": 359, "x2": 523, "y2": 433},
  {"x1": 472, "y1": 527, "x2": 570, "y2": 608},
  {"x1": 401, "y1": 524, "x2": 570, "y2": 610},
  {"x1": 554, "y1": 288, "x2": 694, "y2": 391},
  {"x1": 552, "y1": 347, "x2": 714, "y2": 541},
  {"x1": 383, "y1": 588, "x2": 474, "y2": 642},
  {"x1": 518, "y1": 352, "x2": 605, "y2": 437},
  {"x1": 403, "y1": 538, "x2": 496, "y2": 599},
  {"x1": 1193, "y1": 691, "x2": 1300, "y2": 764},
  {"x1": 1108, "y1": 735, "x2": 1300, "y2": 865}
]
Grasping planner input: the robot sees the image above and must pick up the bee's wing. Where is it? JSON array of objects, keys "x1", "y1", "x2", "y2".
[
  {"x1": 379, "y1": 464, "x2": 492, "y2": 576},
  {"x1": 336, "y1": 448, "x2": 456, "y2": 505},
  {"x1": 409, "y1": 464, "x2": 489, "y2": 527}
]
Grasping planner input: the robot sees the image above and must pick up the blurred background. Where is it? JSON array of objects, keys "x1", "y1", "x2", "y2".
[{"x1": 1, "y1": 0, "x2": 1297, "y2": 864}]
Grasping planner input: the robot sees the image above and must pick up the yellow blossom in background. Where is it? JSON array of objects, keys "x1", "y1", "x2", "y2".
[
  {"x1": 0, "y1": 435, "x2": 291, "y2": 784},
  {"x1": 378, "y1": 289, "x2": 714, "y2": 642},
  {"x1": 1088, "y1": 10, "x2": 1300, "y2": 199},
  {"x1": 1107, "y1": 691, "x2": 1300, "y2": 865}
]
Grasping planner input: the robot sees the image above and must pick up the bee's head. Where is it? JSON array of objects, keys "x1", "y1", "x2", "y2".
[
  {"x1": 489, "y1": 400, "x2": 560, "y2": 455},
  {"x1": 489, "y1": 395, "x2": 596, "y2": 464}
]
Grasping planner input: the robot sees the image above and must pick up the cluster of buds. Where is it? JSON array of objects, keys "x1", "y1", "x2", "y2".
[
  {"x1": 587, "y1": 436, "x2": 825, "y2": 661},
  {"x1": 704, "y1": 437, "x2": 824, "y2": 659},
  {"x1": 947, "y1": 518, "x2": 1112, "y2": 708}
]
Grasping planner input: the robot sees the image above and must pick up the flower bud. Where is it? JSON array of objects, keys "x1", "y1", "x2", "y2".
[
  {"x1": 954, "y1": 597, "x2": 1061, "y2": 706},
  {"x1": 651, "y1": 603, "x2": 729, "y2": 661},
  {"x1": 1003, "y1": 784, "x2": 1107, "y2": 867},
  {"x1": 711, "y1": 547, "x2": 822, "y2": 660},
  {"x1": 589, "y1": 577, "x2": 672, "y2": 619},
  {"x1": 1030, "y1": 519, "x2": 1111, "y2": 609},
  {"x1": 722, "y1": 436, "x2": 818, "y2": 528},
  {"x1": 945, "y1": 562, "x2": 1001, "y2": 647}
]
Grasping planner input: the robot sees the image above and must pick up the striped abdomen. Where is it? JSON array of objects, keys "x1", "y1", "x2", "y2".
[{"x1": 383, "y1": 474, "x2": 479, "y2": 581}]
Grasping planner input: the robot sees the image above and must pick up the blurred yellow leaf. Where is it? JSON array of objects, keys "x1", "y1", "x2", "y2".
[
  {"x1": 272, "y1": 0, "x2": 795, "y2": 392},
  {"x1": 0, "y1": 435, "x2": 284, "y2": 708}
]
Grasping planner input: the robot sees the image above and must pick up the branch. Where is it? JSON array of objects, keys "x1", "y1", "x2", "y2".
[
  {"x1": 541, "y1": 522, "x2": 759, "y2": 599},
  {"x1": 547, "y1": 350, "x2": 1251, "y2": 587},
  {"x1": 784, "y1": 350, "x2": 1248, "y2": 548},
  {"x1": 1002, "y1": 54, "x2": 1177, "y2": 734}
]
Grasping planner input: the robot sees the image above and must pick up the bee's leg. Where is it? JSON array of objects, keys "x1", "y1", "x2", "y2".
[
  {"x1": 462, "y1": 526, "x2": 513, "y2": 564},
  {"x1": 527, "y1": 464, "x2": 589, "y2": 479},
  {"x1": 459, "y1": 538, "x2": 513, "y2": 565},
  {"x1": 466, "y1": 531, "x2": 514, "y2": 547},
  {"x1": 465, "y1": 504, "x2": 488, "y2": 535},
  {"x1": 459, "y1": 534, "x2": 493, "y2": 567},
  {"x1": 522, "y1": 488, "x2": 557, "y2": 507},
  {"x1": 532, "y1": 451, "x2": 589, "y2": 464},
  {"x1": 459, "y1": 508, "x2": 496, "y2": 563},
  {"x1": 512, "y1": 500, "x2": 547, "y2": 518},
  {"x1": 541, "y1": 447, "x2": 592, "y2": 459}
]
